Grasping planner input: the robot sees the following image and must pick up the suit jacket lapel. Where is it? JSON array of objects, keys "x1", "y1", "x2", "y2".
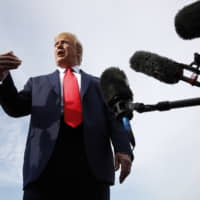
[
  {"x1": 47, "y1": 70, "x2": 61, "y2": 97},
  {"x1": 47, "y1": 69, "x2": 91, "y2": 100},
  {"x1": 80, "y1": 70, "x2": 91, "y2": 99}
]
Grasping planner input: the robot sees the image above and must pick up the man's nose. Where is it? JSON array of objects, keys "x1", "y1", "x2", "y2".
[{"x1": 57, "y1": 42, "x2": 63, "y2": 49}]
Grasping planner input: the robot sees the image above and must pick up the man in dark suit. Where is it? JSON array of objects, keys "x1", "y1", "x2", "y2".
[{"x1": 0, "y1": 32, "x2": 134, "y2": 200}]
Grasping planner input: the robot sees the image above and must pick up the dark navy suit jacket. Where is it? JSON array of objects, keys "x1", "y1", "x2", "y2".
[{"x1": 0, "y1": 70, "x2": 132, "y2": 189}]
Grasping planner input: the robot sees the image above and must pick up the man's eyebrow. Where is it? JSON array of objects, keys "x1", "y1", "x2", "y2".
[{"x1": 54, "y1": 40, "x2": 70, "y2": 46}]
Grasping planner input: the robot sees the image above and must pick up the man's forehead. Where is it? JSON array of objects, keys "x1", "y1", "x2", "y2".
[{"x1": 54, "y1": 33, "x2": 76, "y2": 43}]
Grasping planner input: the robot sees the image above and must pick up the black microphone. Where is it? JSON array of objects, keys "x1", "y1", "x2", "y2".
[
  {"x1": 175, "y1": 1, "x2": 200, "y2": 40},
  {"x1": 130, "y1": 51, "x2": 200, "y2": 87},
  {"x1": 100, "y1": 67, "x2": 135, "y2": 148}
]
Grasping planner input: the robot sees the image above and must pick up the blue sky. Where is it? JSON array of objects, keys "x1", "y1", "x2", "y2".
[{"x1": 1, "y1": 0, "x2": 200, "y2": 199}]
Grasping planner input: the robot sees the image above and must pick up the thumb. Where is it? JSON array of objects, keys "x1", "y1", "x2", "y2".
[
  {"x1": 0, "y1": 51, "x2": 14, "y2": 56},
  {"x1": 7, "y1": 51, "x2": 14, "y2": 55}
]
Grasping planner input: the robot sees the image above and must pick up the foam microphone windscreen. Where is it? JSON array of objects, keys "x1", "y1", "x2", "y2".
[
  {"x1": 100, "y1": 67, "x2": 133, "y2": 106},
  {"x1": 130, "y1": 51, "x2": 184, "y2": 84},
  {"x1": 175, "y1": 1, "x2": 200, "y2": 39}
]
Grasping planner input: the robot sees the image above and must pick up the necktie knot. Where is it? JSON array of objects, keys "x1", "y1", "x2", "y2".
[{"x1": 65, "y1": 67, "x2": 73, "y2": 74}]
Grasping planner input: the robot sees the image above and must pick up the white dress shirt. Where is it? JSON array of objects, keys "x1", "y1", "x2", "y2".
[{"x1": 57, "y1": 65, "x2": 81, "y2": 112}]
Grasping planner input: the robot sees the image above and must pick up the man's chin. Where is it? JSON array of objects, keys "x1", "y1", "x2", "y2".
[{"x1": 56, "y1": 59, "x2": 68, "y2": 68}]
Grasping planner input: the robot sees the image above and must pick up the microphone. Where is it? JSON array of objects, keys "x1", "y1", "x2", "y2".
[
  {"x1": 130, "y1": 51, "x2": 200, "y2": 87},
  {"x1": 100, "y1": 67, "x2": 135, "y2": 148},
  {"x1": 175, "y1": 1, "x2": 200, "y2": 40}
]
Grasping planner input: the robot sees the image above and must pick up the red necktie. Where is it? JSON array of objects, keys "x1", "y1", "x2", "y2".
[{"x1": 63, "y1": 67, "x2": 82, "y2": 127}]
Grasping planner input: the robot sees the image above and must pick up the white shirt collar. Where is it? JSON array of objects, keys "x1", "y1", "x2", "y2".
[{"x1": 57, "y1": 65, "x2": 81, "y2": 74}]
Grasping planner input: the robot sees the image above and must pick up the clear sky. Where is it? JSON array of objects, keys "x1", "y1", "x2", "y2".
[{"x1": 0, "y1": 0, "x2": 200, "y2": 199}]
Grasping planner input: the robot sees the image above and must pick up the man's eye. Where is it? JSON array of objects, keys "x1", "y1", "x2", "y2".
[{"x1": 64, "y1": 41, "x2": 70, "y2": 45}]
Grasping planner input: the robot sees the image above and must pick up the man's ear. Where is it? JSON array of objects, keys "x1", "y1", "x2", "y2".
[{"x1": 76, "y1": 42, "x2": 83, "y2": 64}]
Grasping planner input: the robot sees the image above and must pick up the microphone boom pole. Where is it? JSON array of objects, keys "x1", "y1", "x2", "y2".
[{"x1": 133, "y1": 97, "x2": 200, "y2": 113}]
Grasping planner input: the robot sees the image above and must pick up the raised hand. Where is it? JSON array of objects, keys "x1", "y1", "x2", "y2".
[
  {"x1": 0, "y1": 51, "x2": 22, "y2": 81},
  {"x1": 0, "y1": 51, "x2": 22, "y2": 70}
]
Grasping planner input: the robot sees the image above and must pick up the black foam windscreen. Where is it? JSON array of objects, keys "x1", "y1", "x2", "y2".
[
  {"x1": 100, "y1": 67, "x2": 133, "y2": 106},
  {"x1": 175, "y1": 1, "x2": 200, "y2": 40},
  {"x1": 130, "y1": 51, "x2": 184, "y2": 84}
]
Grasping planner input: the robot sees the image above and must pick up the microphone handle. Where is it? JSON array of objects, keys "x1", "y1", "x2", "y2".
[
  {"x1": 122, "y1": 117, "x2": 135, "y2": 150},
  {"x1": 181, "y1": 76, "x2": 200, "y2": 87}
]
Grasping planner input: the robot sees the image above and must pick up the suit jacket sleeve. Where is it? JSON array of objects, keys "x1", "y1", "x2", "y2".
[{"x1": 0, "y1": 73, "x2": 32, "y2": 117}]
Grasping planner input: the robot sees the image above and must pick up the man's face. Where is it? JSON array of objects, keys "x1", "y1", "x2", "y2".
[{"x1": 54, "y1": 34, "x2": 78, "y2": 68}]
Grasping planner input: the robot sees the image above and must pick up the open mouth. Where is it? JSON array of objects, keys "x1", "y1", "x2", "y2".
[{"x1": 57, "y1": 50, "x2": 65, "y2": 57}]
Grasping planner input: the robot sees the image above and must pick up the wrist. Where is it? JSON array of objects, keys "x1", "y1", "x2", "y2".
[{"x1": 0, "y1": 70, "x2": 9, "y2": 83}]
